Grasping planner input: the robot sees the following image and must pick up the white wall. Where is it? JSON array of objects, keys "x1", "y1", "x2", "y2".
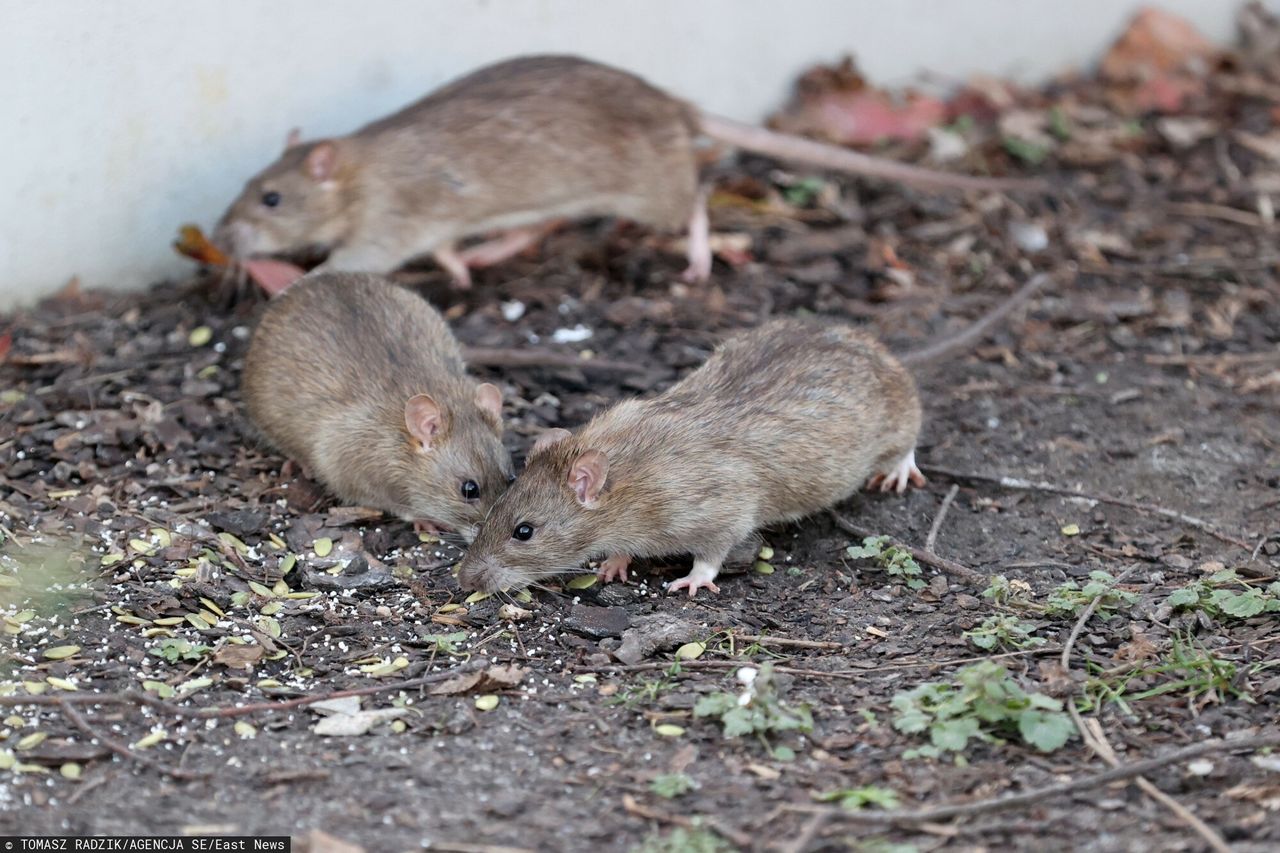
[{"x1": 0, "y1": 0, "x2": 1249, "y2": 307}]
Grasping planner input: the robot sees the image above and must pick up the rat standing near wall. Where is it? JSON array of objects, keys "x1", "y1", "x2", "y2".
[{"x1": 214, "y1": 55, "x2": 1038, "y2": 292}]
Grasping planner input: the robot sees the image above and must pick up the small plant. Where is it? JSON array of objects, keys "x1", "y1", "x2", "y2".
[
  {"x1": 963, "y1": 614, "x2": 1046, "y2": 651},
  {"x1": 1166, "y1": 569, "x2": 1280, "y2": 620},
  {"x1": 1044, "y1": 571, "x2": 1135, "y2": 618},
  {"x1": 632, "y1": 826, "x2": 732, "y2": 853},
  {"x1": 149, "y1": 638, "x2": 212, "y2": 664},
  {"x1": 891, "y1": 661, "x2": 1074, "y2": 758},
  {"x1": 420, "y1": 631, "x2": 469, "y2": 655},
  {"x1": 815, "y1": 785, "x2": 900, "y2": 811},
  {"x1": 649, "y1": 773, "x2": 696, "y2": 799},
  {"x1": 612, "y1": 663, "x2": 683, "y2": 709},
  {"x1": 846, "y1": 536, "x2": 924, "y2": 590},
  {"x1": 981, "y1": 574, "x2": 1034, "y2": 607},
  {"x1": 1083, "y1": 633, "x2": 1269, "y2": 713},
  {"x1": 694, "y1": 663, "x2": 813, "y2": 750},
  {"x1": 780, "y1": 176, "x2": 827, "y2": 207}
]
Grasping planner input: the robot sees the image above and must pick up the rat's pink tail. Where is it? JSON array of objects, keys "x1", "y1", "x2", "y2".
[{"x1": 696, "y1": 112, "x2": 1044, "y2": 193}]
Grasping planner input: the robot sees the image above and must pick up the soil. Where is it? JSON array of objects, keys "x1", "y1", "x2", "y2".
[{"x1": 2, "y1": 35, "x2": 1280, "y2": 853}]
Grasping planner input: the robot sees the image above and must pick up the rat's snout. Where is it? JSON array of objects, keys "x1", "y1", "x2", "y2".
[
  {"x1": 456, "y1": 554, "x2": 501, "y2": 593},
  {"x1": 213, "y1": 220, "x2": 257, "y2": 258}
]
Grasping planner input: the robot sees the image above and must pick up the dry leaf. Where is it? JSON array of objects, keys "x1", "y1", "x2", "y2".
[{"x1": 212, "y1": 643, "x2": 264, "y2": 670}]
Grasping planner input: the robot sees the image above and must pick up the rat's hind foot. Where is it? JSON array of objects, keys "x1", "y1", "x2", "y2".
[
  {"x1": 432, "y1": 245, "x2": 473, "y2": 289},
  {"x1": 680, "y1": 195, "x2": 712, "y2": 283},
  {"x1": 459, "y1": 221, "x2": 562, "y2": 269},
  {"x1": 868, "y1": 449, "x2": 926, "y2": 494},
  {"x1": 666, "y1": 559, "x2": 721, "y2": 598},
  {"x1": 597, "y1": 553, "x2": 631, "y2": 584}
]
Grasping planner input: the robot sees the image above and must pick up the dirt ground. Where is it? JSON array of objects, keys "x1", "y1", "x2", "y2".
[{"x1": 3, "y1": 17, "x2": 1280, "y2": 853}]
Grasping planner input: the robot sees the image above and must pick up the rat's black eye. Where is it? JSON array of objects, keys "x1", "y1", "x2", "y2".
[
  {"x1": 261, "y1": 191, "x2": 282, "y2": 208},
  {"x1": 512, "y1": 522, "x2": 535, "y2": 541},
  {"x1": 460, "y1": 480, "x2": 480, "y2": 502},
  {"x1": 507, "y1": 474, "x2": 517, "y2": 484}
]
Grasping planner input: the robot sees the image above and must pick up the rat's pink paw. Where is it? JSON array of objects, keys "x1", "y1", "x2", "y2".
[
  {"x1": 666, "y1": 576, "x2": 720, "y2": 598},
  {"x1": 413, "y1": 519, "x2": 452, "y2": 536},
  {"x1": 597, "y1": 554, "x2": 631, "y2": 584},
  {"x1": 870, "y1": 450, "x2": 926, "y2": 494},
  {"x1": 241, "y1": 259, "x2": 306, "y2": 295}
]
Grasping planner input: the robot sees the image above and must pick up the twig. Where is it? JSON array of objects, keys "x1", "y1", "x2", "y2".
[
  {"x1": 920, "y1": 465, "x2": 1253, "y2": 549},
  {"x1": 925, "y1": 484, "x2": 961, "y2": 553},
  {"x1": 1167, "y1": 201, "x2": 1270, "y2": 229},
  {"x1": 830, "y1": 511, "x2": 986, "y2": 586},
  {"x1": 901, "y1": 273, "x2": 1050, "y2": 366},
  {"x1": 777, "y1": 810, "x2": 831, "y2": 853},
  {"x1": 1072, "y1": 710, "x2": 1231, "y2": 853},
  {"x1": 778, "y1": 732, "x2": 1280, "y2": 826},
  {"x1": 463, "y1": 346, "x2": 646, "y2": 373},
  {"x1": 56, "y1": 698, "x2": 207, "y2": 781},
  {"x1": 2, "y1": 660, "x2": 487, "y2": 718},
  {"x1": 577, "y1": 647, "x2": 1061, "y2": 679},
  {"x1": 732, "y1": 633, "x2": 844, "y2": 651},
  {"x1": 622, "y1": 793, "x2": 752, "y2": 849}
]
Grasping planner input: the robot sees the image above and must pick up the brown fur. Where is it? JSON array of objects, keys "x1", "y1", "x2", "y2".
[
  {"x1": 456, "y1": 318, "x2": 921, "y2": 592},
  {"x1": 214, "y1": 56, "x2": 700, "y2": 271},
  {"x1": 241, "y1": 273, "x2": 513, "y2": 538}
]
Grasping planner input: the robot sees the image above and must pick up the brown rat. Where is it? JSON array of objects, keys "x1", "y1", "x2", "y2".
[
  {"x1": 214, "y1": 55, "x2": 1039, "y2": 289},
  {"x1": 241, "y1": 272, "x2": 514, "y2": 540},
  {"x1": 455, "y1": 317, "x2": 924, "y2": 597}
]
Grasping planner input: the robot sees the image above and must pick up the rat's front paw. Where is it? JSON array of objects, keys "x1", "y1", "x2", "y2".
[
  {"x1": 597, "y1": 554, "x2": 631, "y2": 584},
  {"x1": 413, "y1": 519, "x2": 452, "y2": 536}
]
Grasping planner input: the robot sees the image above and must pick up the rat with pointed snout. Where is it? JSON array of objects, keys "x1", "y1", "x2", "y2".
[
  {"x1": 455, "y1": 317, "x2": 923, "y2": 597},
  {"x1": 454, "y1": 273, "x2": 1045, "y2": 596},
  {"x1": 213, "y1": 55, "x2": 1037, "y2": 293}
]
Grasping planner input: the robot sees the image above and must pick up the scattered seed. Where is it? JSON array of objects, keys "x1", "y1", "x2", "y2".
[
  {"x1": 42, "y1": 645, "x2": 80, "y2": 660},
  {"x1": 60, "y1": 762, "x2": 82, "y2": 780},
  {"x1": 474, "y1": 695, "x2": 500, "y2": 711},
  {"x1": 655, "y1": 724, "x2": 685, "y2": 737},
  {"x1": 313, "y1": 537, "x2": 333, "y2": 557}
]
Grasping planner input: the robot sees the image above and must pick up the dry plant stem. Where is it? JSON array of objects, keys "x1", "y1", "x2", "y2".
[
  {"x1": 780, "y1": 732, "x2": 1280, "y2": 826},
  {"x1": 901, "y1": 272, "x2": 1050, "y2": 366},
  {"x1": 3, "y1": 660, "x2": 487, "y2": 718},
  {"x1": 777, "y1": 811, "x2": 831, "y2": 853},
  {"x1": 920, "y1": 465, "x2": 1252, "y2": 549},
  {"x1": 1059, "y1": 565, "x2": 1231, "y2": 853},
  {"x1": 56, "y1": 698, "x2": 208, "y2": 782},
  {"x1": 462, "y1": 346, "x2": 645, "y2": 373},
  {"x1": 925, "y1": 484, "x2": 961, "y2": 552},
  {"x1": 732, "y1": 633, "x2": 844, "y2": 650},
  {"x1": 622, "y1": 794, "x2": 752, "y2": 849},
  {"x1": 830, "y1": 511, "x2": 986, "y2": 585}
]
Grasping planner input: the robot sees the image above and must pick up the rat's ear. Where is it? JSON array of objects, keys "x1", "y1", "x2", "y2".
[
  {"x1": 304, "y1": 141, "x2": 338, "y2": 182},
  {"x1": 284, "y1": 127, "x2": 302, "y2": 150},
  {"x1": 474, "y1": 383, "x2": 503, "y2": 422},
  {"x1": 529, "y1": 427, "x2": 570, "y2": 455},
  {"x1": 404, "y1": 394, "x2": 444, "y2": 450},
  {"x1": 568, "y1": 449, "x2": 608, "y2": 506},
  {"x1": 532, "y1": 428, "x2": 571, "y2": 455}
]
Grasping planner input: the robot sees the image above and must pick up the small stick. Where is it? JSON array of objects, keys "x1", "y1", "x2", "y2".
[
  {"x1": 2, "y1": 660, "x2": 487, "y2": 718},
  {"x1": 921, "y1": 465, "x2": 1253, "y2": 550},
  {"x1": 830, "y1": 512, "x2": 986, "y2": 586},
  {"x1": 925, "y1": 484, "x2": 961, "y2": 553},
  {"x1": 57, "y1": 698, "x2": 207, "y2": 782},
  {"x1": 464, "y1": 346, "x2": 646, "y2": 373},
  {"x1": 622, "y1": 793, "x2": 752, "y2": 850},
  {"x1": 777, "y1": 732, "x2": 1280, "y2": 826},
  {"x1": 732, "y1": 633, "x2": 844, "y2": 651},
  {"x1": 900, "y1": 273, "x2": 1049, "y2": 366},
  {"x1": 777, "y1": 810, "x2": 831, "y2": 853}
]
